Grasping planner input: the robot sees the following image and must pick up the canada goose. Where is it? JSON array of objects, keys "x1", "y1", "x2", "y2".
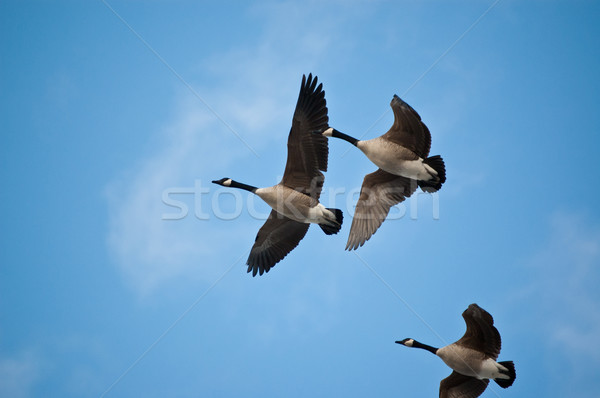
[
  {"x1": 396, "y1": 303, "x2": 516, "y2": 398},
  {"x1": 322, "y1": 95, "x2": 446, "y2": 250},
  {"x1": 212, "y1": 74, "x2": 342, "y2": 276}
]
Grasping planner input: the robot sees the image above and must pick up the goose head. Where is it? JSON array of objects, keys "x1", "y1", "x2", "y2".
[
  {"x1": 395, "y1": 338, "x2": 415, "y2": 347},
  {"x1": 212, "y1": 177, "x2": 233, "y2": 187},
  {"x1": 322, "y1": 127, "x2": 334, "y2": 137}
]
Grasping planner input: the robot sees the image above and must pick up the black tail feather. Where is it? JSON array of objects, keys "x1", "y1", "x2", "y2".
[
  {"x1": 319, "y1": 208, "x2": 343, "y2": 235},
  {"x1": 418, "y1": 155, "x2": 446, "y2": 192},
  {"x1": 494, "y1": 361, "x2": 516, "y2": 388}
]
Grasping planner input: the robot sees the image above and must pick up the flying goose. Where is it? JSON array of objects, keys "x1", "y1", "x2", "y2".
[
  {"x1": 322, "y1": 95, "x2": 445, "y2": 250},
  {"x1": 396, "y1": 303, "x2": 516, "y2": 398},
  {"x1": 212, "y1": 74, "x2": 342, "y2": 276}
]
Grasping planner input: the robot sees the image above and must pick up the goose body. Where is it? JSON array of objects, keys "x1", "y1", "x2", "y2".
[
  {"x1": 356, "y1": 137, "x2": 437, "y2": 181},
  {"x1": 435, "y1": 345, "x2": 510, "y2": 380},
  {"x1": 396, "y1": 304, "x2": 516, "y2": 398},
  {"x1": 323, "y1": 95, "x2": 446, "y2": 250},
  {"x1": 254, "y1": 185, "x2": 339, "y2": 225},
  {"x1": 212, "y1": 74, "x2": 342, "y2": 276}
]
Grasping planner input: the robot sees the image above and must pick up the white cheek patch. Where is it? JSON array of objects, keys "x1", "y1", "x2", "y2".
[
  {"x1": 323, "y1": 128, "x2": 334, "y2": 137},
  {"x1": 405, "y1": 339, "x2": 414, "y2": 347},
  {"x1": 224, "y1": 178, "x2": 233, "y2": 186}
]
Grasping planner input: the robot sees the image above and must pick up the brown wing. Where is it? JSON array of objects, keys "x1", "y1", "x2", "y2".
[
  {"x1": 439, "y1": 371, "x2": 489, "y2": 398},
  {"x1": 382, "y1": 95, "x2": 431, "y2": 158},
  {"x1": 456, "y1": 304, "x2": 502, "y2": 359},
  {"x1": 246, "y1": 210, "x2": 310, "y2": 277},
  {"x1": 345, "y1": 169, "x2": 418, "y2": 250},
  {"x1": 281, "y1": 74, "x2": 329, "y2": 199}
]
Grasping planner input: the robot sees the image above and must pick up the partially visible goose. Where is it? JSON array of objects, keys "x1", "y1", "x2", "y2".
[
  {"x1": 323, "y1": 95, "x2": 446, "y2": 250},
  {"x1": 396, "y1": 303, "x2": 516, "y2": 398},
  {"x1": 212, "y1": 74, "x2": 342, "y2": 276}
]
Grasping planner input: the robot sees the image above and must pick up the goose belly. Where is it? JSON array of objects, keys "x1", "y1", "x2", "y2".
[
  {"x1": 392, "y1": 159, "x2": 433, "y2": 180},
  {"x1": 255, "y1": 186, "x2": 316, "y2": 223},
  {"x1": 436, "y1": 346, "x2": 485, "y2": 378},
  {"x1": 371, "y1": 157, "x2": 432, "y2": 181},
  {"x1": 360, "y1": 140, "x2": 431, "y2": 180},
  {"x1": 437, "y1": 346, "x2": 507, "y2": 380}
]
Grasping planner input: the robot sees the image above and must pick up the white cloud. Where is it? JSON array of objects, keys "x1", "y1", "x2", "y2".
[
  {"x1": 530, "y1": 213, "x2": 600, "y2": 361},
  {"x1": 105, "y1": 104, "x2": 255, "y2": 295},
  {"x1": 0, "y1": 350, "x2": 40, "y2": 398}
]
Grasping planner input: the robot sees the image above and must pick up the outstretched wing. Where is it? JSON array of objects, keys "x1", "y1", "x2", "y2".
[
  {"x1": 247, "y1": 210, "x2": 310, "y2": 276},
  {"x1": 382, "y1": 95, "x2": 431, "y2": 158},
  {"x1": 456, "y1": 303, "x2": 502, "y2": 359},
  {"x1": 346, "y1": 169, "x2": 418, "y2": 250},
  {"x1": 281, "y1": 73, "x2": 329, "y2": 199},
  {"x1": 439, "y1": 371, "x2": 489, "y2": 398}
]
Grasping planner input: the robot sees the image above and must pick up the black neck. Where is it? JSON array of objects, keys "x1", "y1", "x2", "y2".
[
  {"x1": 331, "y1": 129, "x2": 359, "y2": 146},
  {"x1": 411, "y1": 340, "x2": 439, "y2": 355},
  {"x1": 230, "y1": 180, "x2": 258, "y2": 193}
]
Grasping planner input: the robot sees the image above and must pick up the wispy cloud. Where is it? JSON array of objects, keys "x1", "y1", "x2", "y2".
[
  {"x1": 529, "y1": 212, "x2": 600, "y2": 360},
  {"x1": 105, "y1": 3, "x2": 345, "y2": 296},
  {"x1": 105, "y1": 104, "x2": 253, "y2": 295},
  {"x1": 0, "y1": 350, "x2": 40, "y2": 398},
  {"x1": 511, "y1": 211, "x2": 600, "y2": 396}
]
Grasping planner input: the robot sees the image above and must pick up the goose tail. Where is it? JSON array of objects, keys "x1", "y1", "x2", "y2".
[
  {"x1": 319, "y1": 208, "x2": 343, "y2": 235},
  {"x1": 494, "y1": 361, "x2": 516, "y2": 388},
  {"x1": 418, "y1": 155, "x2": 446, "y2": 192}
]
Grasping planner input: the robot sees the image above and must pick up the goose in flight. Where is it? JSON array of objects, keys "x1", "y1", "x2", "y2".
[
  {"x1": 323, "y1": 95, "x2": 445, "y2": 250},
  {"x1": 213, "y1": 74, "x2": 342, "y2": 276},
  {"x1": 396, "y1": 303, "x2": 516, "y2": 398}
]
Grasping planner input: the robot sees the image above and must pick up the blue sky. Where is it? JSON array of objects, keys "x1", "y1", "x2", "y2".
[{"x1": 1, "y1": 1, "x2": 599, "y2": 397}]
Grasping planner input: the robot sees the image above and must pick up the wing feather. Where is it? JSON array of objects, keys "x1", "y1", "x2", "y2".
[
  {"x1": 346, "y1": 169, "x2": 418, "y2": 250},
  {"x1": 456, "y1": 304, "x2": 502, "y2": 359},
  {"x1": 281, "y1": 74, "x2": 329, "y2": 199},
  {"x1": 246, "y1": 210, "x2": 310, "y2": 276},
  {"x1": 383, "y1": 95, "x2": 431, "y2": 158},
  {"x1": 440, "y1": 371, "x2": 489, "y2": 398}
]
